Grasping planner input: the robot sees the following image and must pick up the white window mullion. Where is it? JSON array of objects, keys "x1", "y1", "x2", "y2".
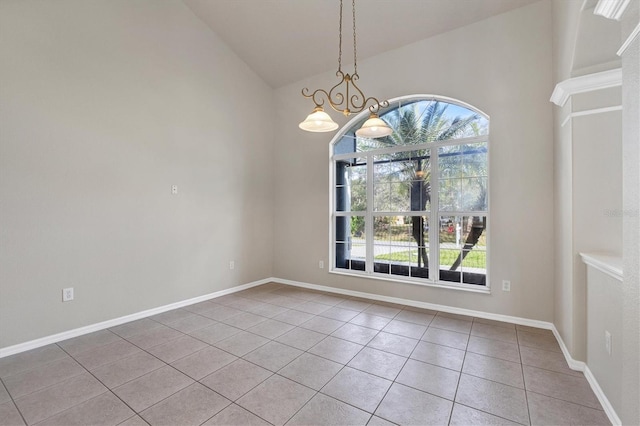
[
  {"x1": 332, "y1": 135, "x2": 488, "y2": 162},
  {"x1": 330, "y1": 96, "x2": 489, "y2": 290},
  {"x1": 365, "y1": 154, "x2": 374, "y2": 273},
  {"x1": 430, "y1": 149, "x2": 440, "y2": 281}
]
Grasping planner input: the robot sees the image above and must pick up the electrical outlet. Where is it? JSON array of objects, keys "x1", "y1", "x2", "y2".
[
  {"x1": 502, "y1": 280, "x2": 511, "y2": 291},
  {"x1": 319, "y1": 260, "x2": 324, "y2": 269},
  {"x1": 171, "y1": 185, "x2": 178, "y2": 194},
  {"x1": 229, "y1": 261, "x2": 235, "y2": 270},
  {"x1": 62, "y1": 288, "x2": 74, "y2": 302},
  {"x1": 605, "y1": 330, "x2": 612, "y2": 355}
]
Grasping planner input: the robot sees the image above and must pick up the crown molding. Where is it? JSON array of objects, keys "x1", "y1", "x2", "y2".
[
  {"x1": 550, "y1": 68, "x2": 622, "y2": 106},
  {"x1": 594, "y1": 0, "x2": 631, "y2": 21}
]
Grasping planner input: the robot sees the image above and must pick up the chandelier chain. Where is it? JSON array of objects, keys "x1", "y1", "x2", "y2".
[
  {"x1": 300, "y1": 0, "x2": 389, "y2": 124},
  {"x1": 352, "y1": 0, "x2": 357, "y2": 75},
  {"x1": 337, "y1": 0, "x2": 343, "y2": 73}
]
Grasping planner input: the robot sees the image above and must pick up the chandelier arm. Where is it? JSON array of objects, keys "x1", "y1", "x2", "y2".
[
  {"x1": 348, "y1": 73, "x2": 386, "y2": 115},
  {"x1": 366, "y1": 98, "x2": 390, "y2": 114},
  {"x1": 346, "y1": 73, "x2": 364, "y2": 113},
  {"x1": 301, "y1": 87, "x2": 328, "y2": 108},
  {"x1": 302, "y1": 77, "x2": 389, "y2": 117},
  {"x1": 326, "y1": 71, "x2": 347, "y2": 112}
]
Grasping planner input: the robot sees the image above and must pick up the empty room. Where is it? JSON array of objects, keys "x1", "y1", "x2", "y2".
[{"x1": 0, "y1": 0, "x2": 638, "y2": 425}]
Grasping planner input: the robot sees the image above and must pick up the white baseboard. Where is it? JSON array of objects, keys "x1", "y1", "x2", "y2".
[
  {"x1": 584, "y1": 366, "x2": 622, "y2": 425},
  {"x1": 0, "y1": 278, "x2": 270, "y2": 358},
  {"x1": 0, "y1": 275, "x2": 623, "y2": 426},
  {"x1": 271, "y1": 277, "x2": 554, "y2": 329},
  {"x1": 550, "y1": 326, "x2": 586, "y2": 372}
]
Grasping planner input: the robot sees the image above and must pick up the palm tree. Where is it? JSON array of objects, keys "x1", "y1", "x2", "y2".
[{"x1": 370, "y1": 100, "x2": 485, "y2": 270}]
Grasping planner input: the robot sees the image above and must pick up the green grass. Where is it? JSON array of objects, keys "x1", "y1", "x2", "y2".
[{"x1": 375, "y1": 248, "x2": 486, "y2": 268}]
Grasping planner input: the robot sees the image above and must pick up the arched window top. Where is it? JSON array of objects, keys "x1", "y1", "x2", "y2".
[{"x1": 333, "y1": 96, "x2": 489, "y2": 155}]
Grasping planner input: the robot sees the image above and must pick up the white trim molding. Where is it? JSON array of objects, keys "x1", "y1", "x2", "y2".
[
  {"x1": 617, "y1": 22, "x2": 640, "y2": 57},
  {"x1": 550, "y1": 68, "x2": 622, "y2": 107},
  {"x1": 274, "y1": 278, "x2": 552, "y2": 329},
  {"x1": 580, "y1": 252, "x2": 624, "y2": 281},
  {"x1": 594, "y1": 0, "x2": 631, "y2": 21},
  {"x1": 550, "y1": 326, "x2": 586, "y2": 371},
  {"x1": 585, "y1": 366, "x2": 623, "y2": 425},
  {"x1": 561, "y1": 105, "x2": 623, "y2": 127}
]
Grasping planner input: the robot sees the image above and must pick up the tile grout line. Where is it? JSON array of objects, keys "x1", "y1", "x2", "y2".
[
  {"x1": 197, "y1": 365, "x2": 276, "y2": 424},
  {"x1": 2, "y1": 335, "x2": 125, "y2": 411},
  {"x1": 515, "y1": 330, "x2": 606, "y2": 412},
  {"x1": 0, "y1": 376, "x2": 29, "y2": 426},
  {"x1": 446, "y1": 331, "x2": 469, "y2": 426},
  {"x1": 234, "y1": 296, "x2": 387, "y2": 424},
  {"x1": 57, "y1": 321, "x2": 268, "y2": 424},
  {"x1": 196, "y1": 402, "x2": 274, "y2": 426},
  {"x1": 54, "y1": 342, "x2": 152, "y2": 425},
  {"x1": 113, "y1": 325, "x2": 275, "y2": 424},
  {"x1": 516, "y1": 328, "x2": 533, "y2": 426},
  {"x1": 350, "y1": 309, "x2": 407, "y2": 423},
  {"x1": 190, "y1": 286, "x2": 335, "y2": 424},
  {"x1": 525, "y1": 389, "x2": 608, "y2": 413},
  {"x1": 360, "y1": 310, "x2": 434, "y2": 424},
  {"x1": 453, "y1": 402, "x2": 530, "y2": 426},
  {"x1": 201, "y1": 290, "x2": 332, "y2": 424}
]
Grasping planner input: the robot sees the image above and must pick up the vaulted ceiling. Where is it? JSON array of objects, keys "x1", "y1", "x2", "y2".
[{"x1": 183, "y1": 0, "x2": 540, "y2": 88}]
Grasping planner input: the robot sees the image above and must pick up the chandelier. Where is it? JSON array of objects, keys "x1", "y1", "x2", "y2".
[{"x1": 298, "y1": 0, "x2": 392, "y2": 138}]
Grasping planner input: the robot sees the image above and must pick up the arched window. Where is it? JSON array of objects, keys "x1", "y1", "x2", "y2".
[{"x1": 331, "y1": 95, "x2": 489, "y2": 289}]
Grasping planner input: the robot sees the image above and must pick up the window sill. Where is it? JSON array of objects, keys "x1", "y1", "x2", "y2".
[{"x1": 329, "y1": 269, "x2": 491, "y2": 294}]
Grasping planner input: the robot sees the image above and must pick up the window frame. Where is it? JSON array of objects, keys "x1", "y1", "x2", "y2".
[{"x1": 329, "y1": 95, "x2": 491, "y2": 293}]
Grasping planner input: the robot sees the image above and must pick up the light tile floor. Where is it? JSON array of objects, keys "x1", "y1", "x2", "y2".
[{"x1": 0, "y1": 283, "x2": 610, "y2": 425}]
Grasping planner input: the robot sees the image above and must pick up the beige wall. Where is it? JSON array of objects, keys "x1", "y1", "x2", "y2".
[
  {"x1": 553, "y1": 98, "x2": 575, "y2": 353},
  {"x1": 551, "y1": 0, "x2": 624, "y2": 362},
  {"x1": 572, "y1": 88, "x2": 623, "y2": 362},
  {"x1": 620, "y1": 2, "x2": 640, "y2": 424},
  {"x1": 273, "y1": 1, "x2": 555, "y2": 321},
  {"x1": 585, "y1": 266, "x2": 623, "y2": 417},
  {"x1": 0, "y1": 0, "x2": 275, "y2": 349},
  {"x1": 552, "y1": 0, "x2": 639, "y2": 423},
  {"x1": 551, "y1": 0, "x2": 581, "y2": 359},
  {"x1": 552, "y1": 0, "x2": 582, "y2": 82}
]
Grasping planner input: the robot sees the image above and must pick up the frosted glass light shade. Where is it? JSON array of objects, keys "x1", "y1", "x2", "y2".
[
  {"x1": 355, "y1": 113, "x2": 392, "y2": 138},
  {"x1": 299, "y1": 106, "x2": 339, "y2": 132}
]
